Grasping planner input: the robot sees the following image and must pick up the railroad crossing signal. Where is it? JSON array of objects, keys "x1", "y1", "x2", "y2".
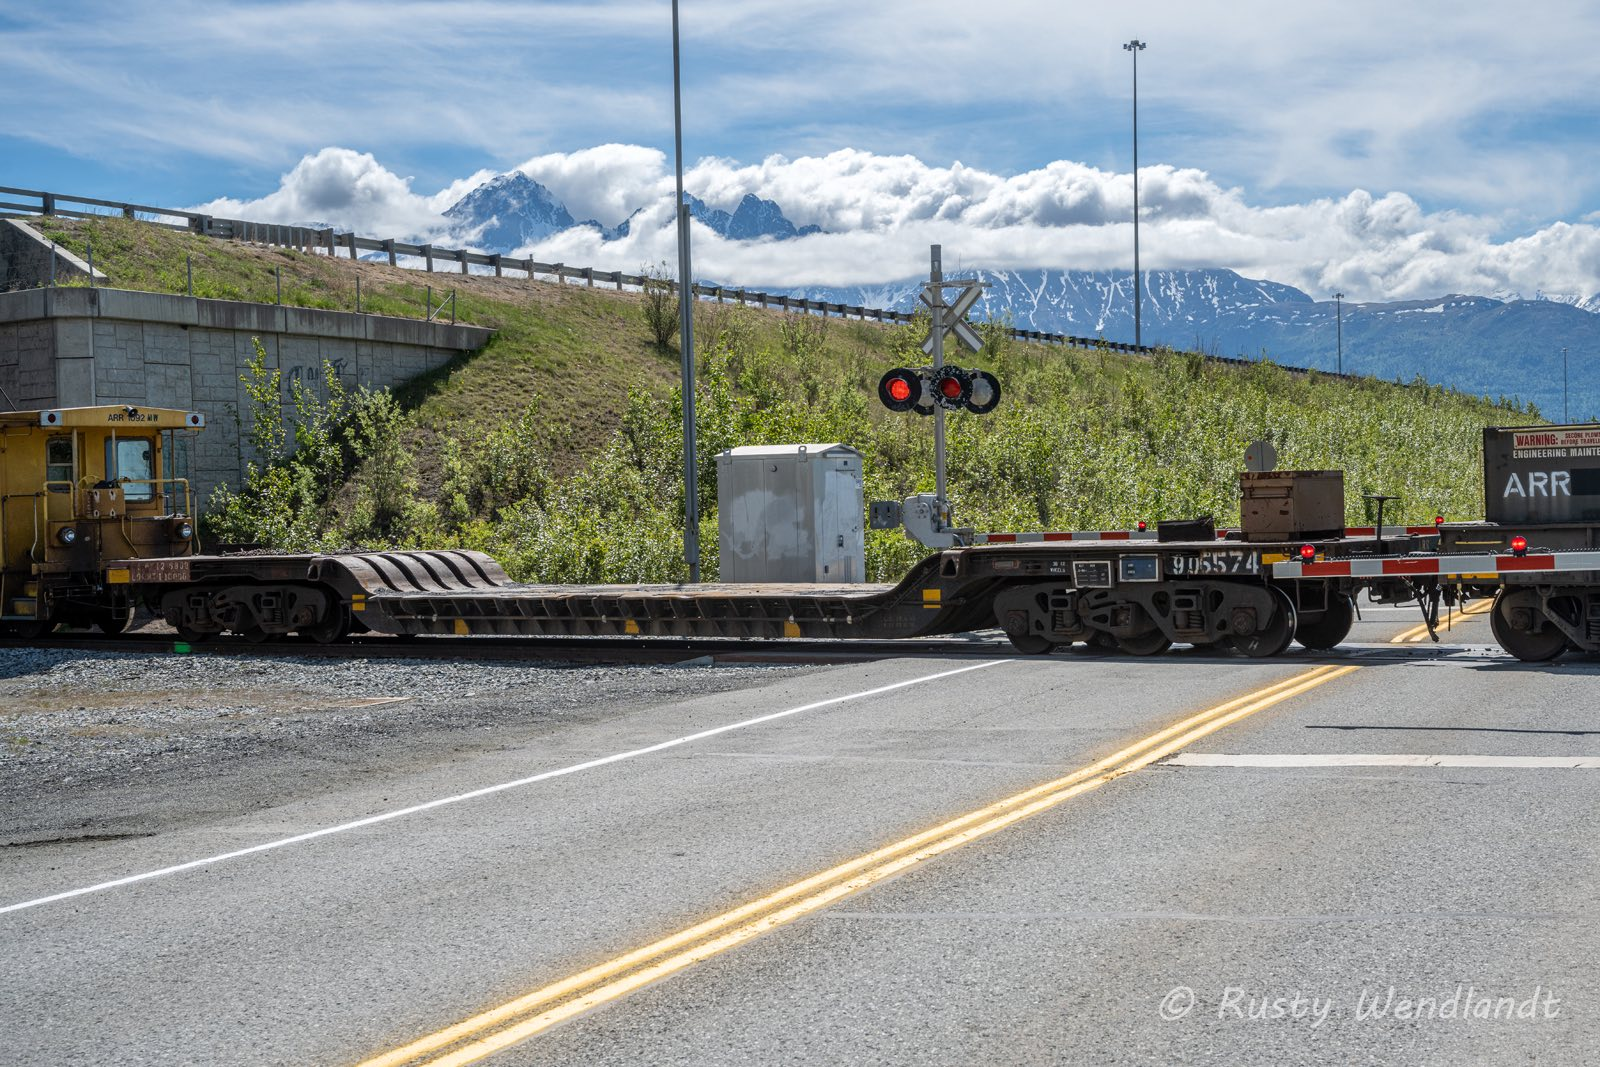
[
  {"x1": 921, "y1": 281, "x2": 985, "y2": 355},
  {"x1": 877, "y1": 365, "x2": 1002, "y2": 415}
]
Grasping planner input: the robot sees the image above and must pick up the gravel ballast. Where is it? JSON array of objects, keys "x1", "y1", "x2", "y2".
[{"x1": 0, "y1": 647, "x2": 816, "y2": 845}]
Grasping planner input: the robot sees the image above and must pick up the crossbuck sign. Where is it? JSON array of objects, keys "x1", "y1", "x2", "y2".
[{"x1": 920, "y1": 281, "x2": 985, "y2": 354}]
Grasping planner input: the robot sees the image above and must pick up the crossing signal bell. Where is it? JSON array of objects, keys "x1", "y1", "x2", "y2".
[{"x1": 877, "y1": 366, "x2": 1001, "y2": 416}]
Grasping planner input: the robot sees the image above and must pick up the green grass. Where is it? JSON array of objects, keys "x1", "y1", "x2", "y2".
[{"x1": 27, "y1": 215, "x2": 1536, "y2": 584}]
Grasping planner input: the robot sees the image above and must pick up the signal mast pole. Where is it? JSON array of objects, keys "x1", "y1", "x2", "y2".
[
  {"x1": 671, "y1": 0, "x2": 699, "y2": 581},
  {"x1": 930, "y1": 245, "x2": 947, "y2": 506}
]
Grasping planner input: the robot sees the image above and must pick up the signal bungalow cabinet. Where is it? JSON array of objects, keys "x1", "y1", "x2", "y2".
[{"x1": 716, "y1": 444, "x2": 866, "y2": 583}]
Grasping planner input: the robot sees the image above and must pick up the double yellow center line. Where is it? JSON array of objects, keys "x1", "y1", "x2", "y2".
[{"x1": 357, "y1": 663, "x2": 1358, "y2": 1067}]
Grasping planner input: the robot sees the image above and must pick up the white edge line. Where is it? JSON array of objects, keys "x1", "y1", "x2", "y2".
[{"x1": 2, "y1": 659, "x2": 1010, "y2": 917}]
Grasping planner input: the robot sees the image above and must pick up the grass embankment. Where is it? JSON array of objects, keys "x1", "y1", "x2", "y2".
[{"x1": 31, "y1": 216, "x2": 1532, "y2": 583}]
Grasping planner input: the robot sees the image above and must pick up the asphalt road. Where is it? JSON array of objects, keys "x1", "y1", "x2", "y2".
[{"x1": 4, "y1": 600, "x2": 1596, "y2": 1066}]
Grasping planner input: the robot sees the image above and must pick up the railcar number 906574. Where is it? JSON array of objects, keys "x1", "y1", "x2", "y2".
[{"x1": 1164, "y1": 550, "x2": 1261, "y2": 577}]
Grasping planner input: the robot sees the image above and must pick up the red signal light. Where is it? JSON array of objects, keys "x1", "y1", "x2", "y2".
[
  {"x1": 1510, "y1": 535, "x2": 1528, "y2": 556},
  {"x1": 1299, "y1": 543, "x2": 1317, "y2": 561},
  {"x1": 1137, "y1": 520, "x2": 1147, "y2": 532},
  {"x1": 932, "y1": 368, "x2": 971, "y2": 409},
  {"x1": 877, "y1": 368, "x2": 923, "y2": 413},
  {"x1": 1434, "y1": 515, "x2": 1445, "y2": 526}
]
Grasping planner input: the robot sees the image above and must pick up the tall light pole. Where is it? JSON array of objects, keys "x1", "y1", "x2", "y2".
[
  {"x1": 671, "y1": 0, "x2": 700, "y2": 582},
  {"x1": 1335, "y1": 292, "x2": 1344, "y2": 375},
  {"x1": 1123, "y1": 38, "x2": 1146, "y2": 349}
]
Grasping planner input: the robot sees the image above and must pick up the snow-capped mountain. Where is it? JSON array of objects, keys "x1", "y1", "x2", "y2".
[
  {"x1": 687, "y1": 194, "x2": 821, "y2": 240},
  {"x1": 444, "y1": 172, "x2": 578, "y2": 249},
  {"x1": 444, "y1": 173, "x2": 818, "y2": 246}
]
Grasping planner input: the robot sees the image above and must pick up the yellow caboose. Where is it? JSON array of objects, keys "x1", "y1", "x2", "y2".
[{"x1": 0, "y1": 405, "x2": 206, "y2": 636}]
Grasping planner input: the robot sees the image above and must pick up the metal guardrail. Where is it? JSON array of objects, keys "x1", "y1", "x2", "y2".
[{"x1": 0, "y1": 183, "x2": 1297, "y2": 368}]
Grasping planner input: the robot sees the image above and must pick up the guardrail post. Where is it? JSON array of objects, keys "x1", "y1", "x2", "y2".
[
  {"x1": 491, "y1": 253, "x2": 502, "y2": 278},
  {"x1": 382, "y1": 238, "x2": 396, "y2": 266},
  {"x1": 584, "y1": 267, "x2": 594, "y2": 287},
  {"x1": 344, "y1": 232, "x2": 359, "y2": 260},
  {"x1": 614, "y1": 271, "x2": 623, "y2": 290},
  {"x1": 421, "y1": 244, "x2": 433, "y2": 272},
  {"x1": 458, "y1": 249, "x2": 468, "y2": 276},
  {"x1": 41, "y1": 192, "x2": 55, "y2": 215}
]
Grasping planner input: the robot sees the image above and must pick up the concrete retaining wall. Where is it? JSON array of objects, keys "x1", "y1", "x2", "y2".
[{"x1": 0, "y1": 286, "x2": 492, "y2": 508}]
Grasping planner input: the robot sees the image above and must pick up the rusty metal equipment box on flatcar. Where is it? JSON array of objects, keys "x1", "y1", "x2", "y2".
[
  {"x1": 1239, "y1": 470, "x2": 1345, "y2": 542},
  {"x1": 1483, "y1": 424, "x2": 1600, "y2": 526}
]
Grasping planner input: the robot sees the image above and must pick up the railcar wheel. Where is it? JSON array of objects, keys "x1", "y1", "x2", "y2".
[
  {"x1": 95, "y1": 608, "x2": 135, "y2": 636},
  {"x1": 174, "y1": 625, "x2": 213, "y2": 645},
  {"x1": 1115, "y1": 630, "x2": 1173, "y2": 656},
  {"x1": 302, "y1": 605, "x2": 353, "y2": 645},
  {"x1": 1006, "y1": 632, "x2": 1055, "y2": 655},
  {"x1": 1490, "y1": 593, "x2": 1567, "y2": 663},
  {"x1": 1227, "y1": 589, "x2": 1298, "y2": 658},
  {"x1": 1294, "y1": 594, "x2": 1354, "y2": 651}
]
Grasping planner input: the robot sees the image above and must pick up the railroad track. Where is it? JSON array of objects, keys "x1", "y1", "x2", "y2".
[
  {"x1": 0, "y1": 628, "x2": 1511, "y2": 666},
  {"x1": 0, "y1": 629, "x2": 1016, "y2": 665}
]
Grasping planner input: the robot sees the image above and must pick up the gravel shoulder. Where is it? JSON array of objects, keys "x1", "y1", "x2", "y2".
[{"x1": 0, "y1": 646, "x2": 817, "y2": 846}]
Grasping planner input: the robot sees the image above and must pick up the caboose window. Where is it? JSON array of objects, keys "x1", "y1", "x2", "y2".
[
  {"x1": 108, "y1": 438, "x2": 156, "y2": 501},
  {"x1": 46, "y1": 437, "x2": 73, "y2": 490}
]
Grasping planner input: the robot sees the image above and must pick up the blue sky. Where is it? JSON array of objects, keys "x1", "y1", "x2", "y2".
[{"x1": 5, "y1": 1, "x2": 1600, "y2": 301}]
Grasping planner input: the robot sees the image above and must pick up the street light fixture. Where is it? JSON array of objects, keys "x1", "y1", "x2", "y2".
[
  {"x1": 1123, "y1": 39, "x2": 1146, "y2": 349},
  {"x1": 1334, "y1": 292, "x2": 1344, "y2": 375},
  {"x1": 671, "y1": 0, "x2": 700, "y2": 582}
]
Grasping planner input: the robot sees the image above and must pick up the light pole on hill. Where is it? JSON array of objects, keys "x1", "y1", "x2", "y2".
[
  {"x1": 1564, "y1": 346, "x2": 1569, "y2": 422},
  {"x1": 1335, "y1": 292, "x2": 1344, "y2": 375},
  {"x1": 1123, "y1": 39, "x2": 1146, "y2": 349},
  {"x1": 671, "y1": 0, "x2": 700, "y2": 582}
]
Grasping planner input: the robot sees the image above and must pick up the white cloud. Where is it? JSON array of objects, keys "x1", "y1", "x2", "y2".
[
  {"x1": 188, "y1": 148, "x2": 479, "y2": 238},
  {"x1": 189, "y1": 144, "x2": 1600, "y2": 306},
  {"x1": 513, "y1": 144, "x2": 672, "y2": 227}
]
